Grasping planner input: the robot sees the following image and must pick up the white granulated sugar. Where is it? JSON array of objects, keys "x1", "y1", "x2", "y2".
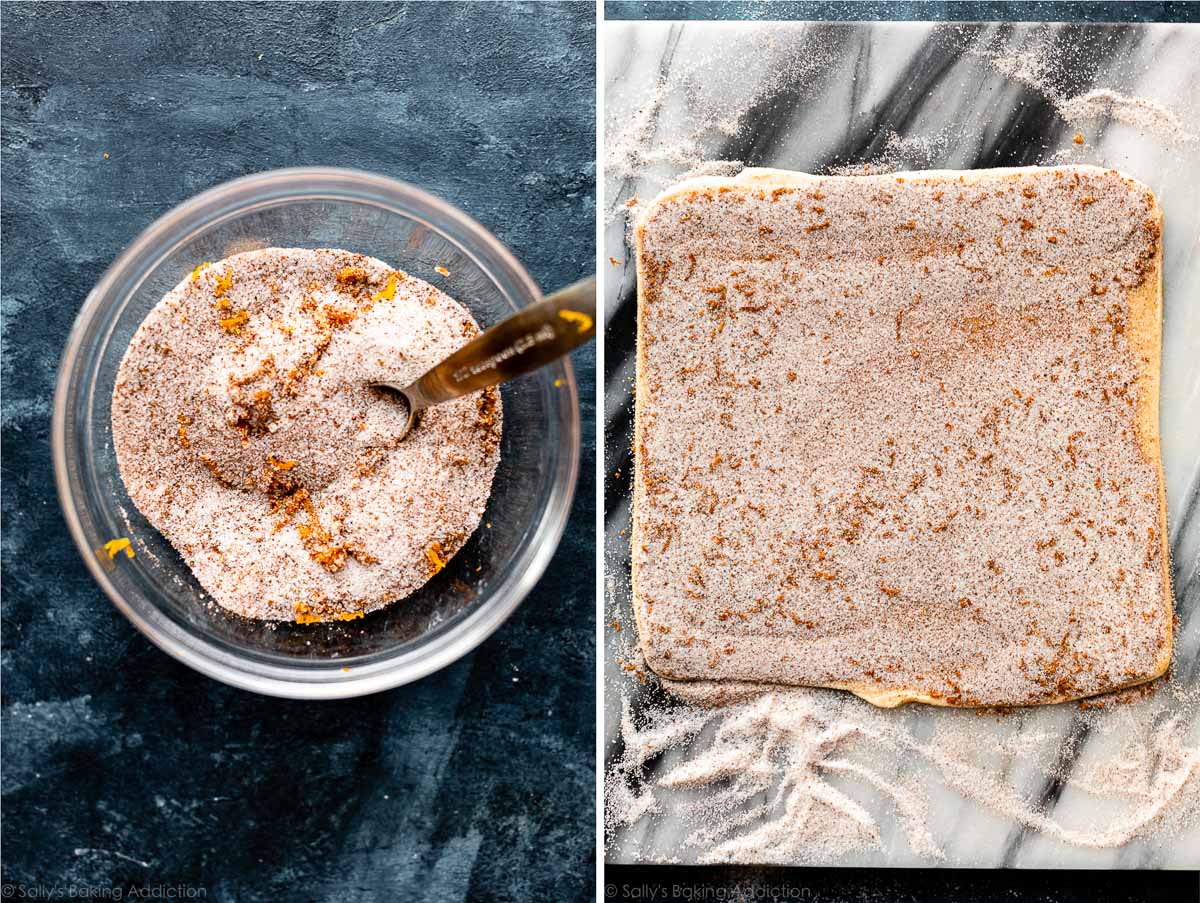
[
  {"x1": 826, "y1": 130, "x2": 958, "y2": 178},
  {"x1": 987, "y1": 47, "x2": 1198, "y2": 147},
  {"x1": 988, "y1": 45, "x2": 1058, "y2": 95},
  {"x1": 605, "y1": 27, "x2": 837, "y2": 224},
  {"x1": 604, "y1": 695, "x2": 711, "y2": 837},
  {"x1": 606, "y1": 683, "x2": 1199, "y2": 863},
  {"x1": 112, "y1": 248, "x2": 500, "y2": 622},
  {"x1": 1057, "y1": 89, "x2": 1199, "y2": 146}
]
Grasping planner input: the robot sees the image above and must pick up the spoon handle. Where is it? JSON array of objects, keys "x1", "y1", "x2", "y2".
[{"x1": 402, "y1": 277, "x2": 595, "y2": 410}]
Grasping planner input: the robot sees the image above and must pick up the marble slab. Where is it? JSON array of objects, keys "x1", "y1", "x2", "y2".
[{"x1": 603, "y1": 19, "x2": 1200, "y2": 869}]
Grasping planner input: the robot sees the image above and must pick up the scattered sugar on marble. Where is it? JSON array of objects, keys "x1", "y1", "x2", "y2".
[
  {"x1": 606, "y1": 680, "x2": 1199, "y2": 862},
  {"x1": 827, "y1": 129, "x2": 956, "y2": 177},
  {"x1": 988, "y1": 47, "x2": 1198, "y2": 147},
  {"x1": 605, "y1": 26, "x2": 838, "y2": 225},
  {"x1": 1057, "y1": 89, "x2": 1199, "y2": 146}
]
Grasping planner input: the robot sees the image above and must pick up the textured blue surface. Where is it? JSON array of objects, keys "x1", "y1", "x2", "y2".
[{"x1": 1, "y1": 4, "x2": 595, "y2": 900}]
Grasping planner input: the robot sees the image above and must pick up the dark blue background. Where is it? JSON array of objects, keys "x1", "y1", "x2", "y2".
[{"x1": 1, "y1": 3, "x2": 595, "y2": 901}]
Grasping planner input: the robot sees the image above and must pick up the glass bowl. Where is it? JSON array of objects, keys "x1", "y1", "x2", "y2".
[{"x1": 53, "y1": 167, "x2": 580, "y2": 699}]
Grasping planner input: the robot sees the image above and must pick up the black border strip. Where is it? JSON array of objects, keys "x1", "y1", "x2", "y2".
[{"x1": 603, "y1": 865, "x2": 1200, "y2": 901}]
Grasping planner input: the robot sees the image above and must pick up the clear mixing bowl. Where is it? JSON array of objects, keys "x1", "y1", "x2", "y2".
[{"x1": 53, "y1": 167, "x2": 580, "y2": 699}]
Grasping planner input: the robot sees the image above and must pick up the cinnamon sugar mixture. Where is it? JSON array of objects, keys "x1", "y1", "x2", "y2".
[
  {"x1": 633, "y1": 165, "x2": 1170, "y2": 707},
  {"x1": 112, "y1": 248, "x2": 501, "y2": 622}
]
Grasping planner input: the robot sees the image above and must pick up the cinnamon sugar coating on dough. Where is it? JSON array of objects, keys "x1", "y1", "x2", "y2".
[
  {"x1": 632, "y1": 166, "x2": 1170, "y2": 707},
  {"x1": 112, "y1": 248, "x2": 500, "y2": 622}
]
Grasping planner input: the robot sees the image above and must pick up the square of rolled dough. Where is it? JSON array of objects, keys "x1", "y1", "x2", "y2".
[{"x1": 632, "y1": 165, "x2": 1170, "y2": 707}]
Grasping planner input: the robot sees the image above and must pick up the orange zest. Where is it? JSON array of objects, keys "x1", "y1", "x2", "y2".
[
  {"x1": 558, "y1": 309, "x2": 593, "y2": 333},
  {"x1": 103, "y1": 538, "x2": 134, "y2": 560},
  {"x1": 371, "y1": 274, "x2": 398, "y2": 301},
  {"x1": 425, "y1": 541, "x2": 448, "y2": 574},
  {"x1": 219, "y1": 310, "x2": 249, "y2": 334},
  {"x1": 293, "y1": 603, "x2": 365, "y2": 625}
]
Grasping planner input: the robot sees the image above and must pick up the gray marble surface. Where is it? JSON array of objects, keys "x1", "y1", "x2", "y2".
[
  {"x1": 604, "y1": 19, "x2": 1199, "y2": 868},
  {"x1": 1, "y1": 4, "x2": 595, "y2": 901}
]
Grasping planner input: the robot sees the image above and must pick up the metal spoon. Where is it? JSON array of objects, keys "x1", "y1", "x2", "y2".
[{"x1": 376, "y1": 277, "x2": 595, "y2": 440}]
